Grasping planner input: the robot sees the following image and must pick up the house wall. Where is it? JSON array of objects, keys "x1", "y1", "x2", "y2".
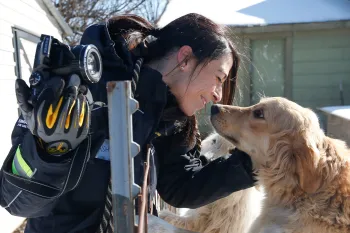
[
  {"x1": 292, "y1": 30, "x2": 350, "y2": 108},
  {"x1": 234, "y1": 28, "x2": 350, "y2": 108},
  {"x1": 250, "y1": 39, "x2": 285, "y2": 104},
  {"x1": 221, "y1": 27, "x2": 349, "y2": 133}
]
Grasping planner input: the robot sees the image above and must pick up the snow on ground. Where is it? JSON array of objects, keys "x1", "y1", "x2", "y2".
[{"x1": 319, "y1": 106, "x2": 350, "y2": 121}]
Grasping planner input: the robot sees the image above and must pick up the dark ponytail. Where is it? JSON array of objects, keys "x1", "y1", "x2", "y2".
[
  {"x1": 107, "y1": 14, "x2": 157, "y2": 52},
  {"x1": 107, "y1": 14, "x2": 154, "y2": 36}
]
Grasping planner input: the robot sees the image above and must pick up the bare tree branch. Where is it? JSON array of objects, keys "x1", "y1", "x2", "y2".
[
  {"x1": 52, "y1": 0, "x2": 169, "y2": 45},
  {"x1": 153, "y1": 0, "x2": 171, "y2": 25},
  {"x1": 134, "y1": 0, "x2": 171, "y2": 26}
]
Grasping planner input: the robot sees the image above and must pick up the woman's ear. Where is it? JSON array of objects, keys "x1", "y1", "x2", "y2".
[{"x1": 177, "y1": 45, "x2": 193, "y2": 70}]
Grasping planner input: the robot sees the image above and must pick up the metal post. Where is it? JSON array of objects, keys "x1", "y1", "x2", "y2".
[{"x1": 107, "y1": 81, "x2": 141, "y2": 233}]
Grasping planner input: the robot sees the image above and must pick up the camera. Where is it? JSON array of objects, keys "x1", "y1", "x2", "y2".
[{"x1": 29, "y1": 34, "x2": 103, "y2": 103}]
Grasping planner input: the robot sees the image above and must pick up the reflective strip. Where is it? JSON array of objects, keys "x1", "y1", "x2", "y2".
[{"x1": 13, "y1": 146, "x2": 33, "y2": 178}]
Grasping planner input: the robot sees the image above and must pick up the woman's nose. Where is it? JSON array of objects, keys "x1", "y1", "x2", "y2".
[
  {"x1": 213, "y1": 87, "x2": 222, "y2": 103},
  {"x1": 213, "y1": 92, "x2": 220, "y2": 103}
]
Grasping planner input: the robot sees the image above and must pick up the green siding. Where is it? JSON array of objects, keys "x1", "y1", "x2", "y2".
[
  {"x1": 292, "y1": 32, "x2": 350, "y2": 109},
  {"x1": 234, "y1": 37, "x2": 253, "y2": 107},
  {"x1": 293, "y1": 48, "x2": 350, "y2": 62},
  {"x1": 293, "y1": 87, "x2": 342, "y2": 101},
  {"x1": 293, "y1": 61, "x2": 350, "y2": 76},
  {"x1": 293, "y1": 34, "x2": 350, "y2": 49},
  {"x1": 251, "y1": 39, "x2": 284, "y2": 104}
]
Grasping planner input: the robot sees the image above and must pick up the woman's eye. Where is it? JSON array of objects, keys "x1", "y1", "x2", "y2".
[
  {"x1": 253, "y1": 109, "x2": 264, "y2": 119},
  {"x1": 216, "y1": 76, "x2": 223, "y2": 83}
]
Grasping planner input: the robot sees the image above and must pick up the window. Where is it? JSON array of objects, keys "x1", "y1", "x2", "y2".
[
  {"x1": 13, "y1": 28, "x2": 40, "y2": 116},
  {"x1": 13, "y1": 28, "x2": 40, "y2": 85}
]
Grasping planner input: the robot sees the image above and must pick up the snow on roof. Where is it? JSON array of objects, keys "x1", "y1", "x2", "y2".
[
  {"x1": 319, "y1": 106, "x2": 350, "y2": 121},
  {"x1": 158, "y1": 0, "x2": 350, "y2": 27}
]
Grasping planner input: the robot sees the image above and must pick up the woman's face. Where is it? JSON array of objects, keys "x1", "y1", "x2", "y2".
[{"x1": 166, "y1": 47, "x2": 233, "y2": 116}]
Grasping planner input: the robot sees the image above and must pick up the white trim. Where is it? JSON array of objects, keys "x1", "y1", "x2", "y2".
[
  {"x1": 12, "y1": 27, "x2": 41, "y2": 80},
  {"x1": 40, "y1": 0, "x2": 73, "y2": 37}
]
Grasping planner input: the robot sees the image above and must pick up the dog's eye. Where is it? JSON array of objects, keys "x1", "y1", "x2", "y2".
[{"x1": 253, "y1": 109, "x2": 264, "y2": 119}]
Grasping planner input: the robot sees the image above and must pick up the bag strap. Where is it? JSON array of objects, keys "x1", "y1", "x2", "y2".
[{"x1": 96, "y1": 57, "x2": 144, "y2": 233}]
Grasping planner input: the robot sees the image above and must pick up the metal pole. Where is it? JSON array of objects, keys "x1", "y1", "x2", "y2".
[{"x1": 107, "y1": 81, "x2": 141, "y2": 233}]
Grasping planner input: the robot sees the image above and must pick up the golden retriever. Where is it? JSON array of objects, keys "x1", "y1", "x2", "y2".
[
  {"x1": 211, "y1": 97, "x2": 350, "y2": 233},
  {"x1": 159, "y1": 133, "x2": 263, "y2": 233}
]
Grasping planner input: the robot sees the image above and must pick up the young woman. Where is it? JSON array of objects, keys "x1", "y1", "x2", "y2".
[{"x1": 1, "y1": 13, "x2": 256, "y2": 233}]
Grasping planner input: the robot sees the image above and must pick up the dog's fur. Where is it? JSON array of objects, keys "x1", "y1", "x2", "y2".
[
  {"x1": 211, "y1": 97, "x2": 350, "y2": 233},
  {"x1": 159, "y1": 133, "x2": 263, "y2": 233}
]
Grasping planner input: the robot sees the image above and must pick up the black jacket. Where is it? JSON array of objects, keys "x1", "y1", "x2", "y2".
[{"x1": 0, "y1": 22, "x2": 255, "y2": 233}]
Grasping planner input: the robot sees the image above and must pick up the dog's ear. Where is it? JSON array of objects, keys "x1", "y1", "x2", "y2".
[{"x1": 294, "y1": 135, "x2": 322, "y2": 194}]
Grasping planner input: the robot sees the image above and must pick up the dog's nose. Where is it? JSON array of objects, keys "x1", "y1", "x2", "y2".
[{"x1": 211, "y1": 104, "x2": 220, "y2": 115}]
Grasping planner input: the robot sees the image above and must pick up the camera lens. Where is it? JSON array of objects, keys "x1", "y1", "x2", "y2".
[{"x1": 71, "y1": 44, "x2": 103, "y2": 84}]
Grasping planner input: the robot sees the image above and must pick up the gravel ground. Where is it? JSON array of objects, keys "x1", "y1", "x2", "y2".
[{"x1": 12, "y1": 219, "x2": 26, "y2": 233}]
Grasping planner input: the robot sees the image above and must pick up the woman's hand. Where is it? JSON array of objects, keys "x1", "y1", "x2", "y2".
[
  {"x1": 15, "y1": 74, "x2": 92, "y2": 155},
  {"x1": 229, "y1": 148, "x2": 257, "y2": 182}
]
